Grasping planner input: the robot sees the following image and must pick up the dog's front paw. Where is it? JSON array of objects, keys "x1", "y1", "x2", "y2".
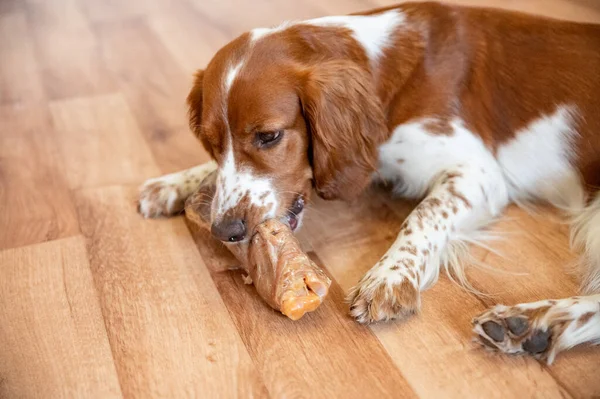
[
  {"x1": 138, "y1": 174, "x2": 191, "y2": 218},
  {"x1": 138, "y1": 163, "x2": 218, "y2": 218},
  {"x1": 348, "y1": 270, "x2": 420, "y2": 324}
]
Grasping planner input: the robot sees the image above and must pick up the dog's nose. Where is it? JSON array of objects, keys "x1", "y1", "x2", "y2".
[{"x1": 211, "y1": 218, "x2": 246, "y2": 242}]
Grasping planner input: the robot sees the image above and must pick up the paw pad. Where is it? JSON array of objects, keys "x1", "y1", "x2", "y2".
[
  {"x1": 522, "y1": 330, "x2": 550, "y2": 354},
  {"x1": 472, "y1": 305, "x2": 558, "y2": 362},
  {"x1": 506, "y1": 316, "x2": 528, "y2": 336},
  {"x1": 481, "y1": 321, "x2": 505, "y2": 342}
]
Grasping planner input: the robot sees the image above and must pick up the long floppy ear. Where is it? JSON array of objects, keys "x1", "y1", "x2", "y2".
[
  {"x1": 300, "y1": 60, "x2": 387, "y2": 201},
  {"x1": 186, "y1": 70, "x2": 211, "y2": 152}
]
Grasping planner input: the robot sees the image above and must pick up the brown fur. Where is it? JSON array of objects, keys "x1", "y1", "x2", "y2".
[
  {"x1": 370, "y1": 280, "x2": 419, "y2": 320},
  {"x1": 577, "y1": 311, "x2": 596, "y2": 327},
  {"x1": 300, "y1": 60, "x2": 387, "y2": 200}
]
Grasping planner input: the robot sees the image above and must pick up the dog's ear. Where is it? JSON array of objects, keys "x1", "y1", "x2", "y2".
[
  {"x1": 187, "y1": 70, "x2": 212, "y2": 153},
  {"x1": 300, "y1": 60, "x2": 387, "y2": 201}
]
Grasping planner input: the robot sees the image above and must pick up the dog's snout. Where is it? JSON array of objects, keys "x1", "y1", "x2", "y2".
[{"x1": 211, "y1": 218, "x2": 246, "y2": 242}]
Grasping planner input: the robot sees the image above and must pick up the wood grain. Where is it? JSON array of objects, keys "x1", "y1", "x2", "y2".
[
  {"x1": 49, "y1": 93, "x2": 159, "y2": 189},
  {"x1": 74, "y1": 186, "x2": 267, "y2": 398},
  {"x1": 95, "y1": 18, "x2": 208, "y2": 173},
  {"x1": 188, "y1": 222, "x2": 417, "y2": 399},
  {"x1": 0, "y1": 236, "x2": 122, "y2": 398},
  {"x1": 0, "y1": 104, "x2": 79, "y2": 250},
  {"x1": 186, "y1": 0, "x2": 293, "y2": 36},
  {"x1": 147, "y1": 0, "x2": 231, "y2": 75},
  {"x1": 78, "y1": 0, "x2": 162, "y2": 23},
  {"x1": 25, "y1": 0, "x2": 116, "y2": 99},
  {"x1": 305, "y1": 0, "x2": 373, "y2": 16},
  {"x1": 0, "y1": 12, "x2": 44, "y2": 104}
]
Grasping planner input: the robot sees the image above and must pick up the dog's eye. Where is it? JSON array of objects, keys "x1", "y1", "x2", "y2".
[{"x1": 255, "y1": 130, "x2": 283, "y2": 148}]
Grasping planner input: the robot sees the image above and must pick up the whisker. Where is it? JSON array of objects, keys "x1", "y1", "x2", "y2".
[
  {"x1": 192, "y1": 201, "x2": 213, "y2": 207},
  {"x1": 301, "y1": 204, "x2": 329, "y2": 219}
]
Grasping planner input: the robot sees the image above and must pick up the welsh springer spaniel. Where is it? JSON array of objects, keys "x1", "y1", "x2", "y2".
[{"x1": 138, "y1": 2, "x2": 600, "y2": 363}]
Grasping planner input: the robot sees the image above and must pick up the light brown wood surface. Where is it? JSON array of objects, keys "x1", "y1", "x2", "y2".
[
  {"x1": 0, "y1": 237, "x2": 122, "y2": 398},
  {"x1": 1, "y1": 0, "x2": 599, "y2": 398}
]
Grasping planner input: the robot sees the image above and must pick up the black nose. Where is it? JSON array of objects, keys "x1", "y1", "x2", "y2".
[{"x1": 211, "y1": 219, "x2": 246, "y2": 242}]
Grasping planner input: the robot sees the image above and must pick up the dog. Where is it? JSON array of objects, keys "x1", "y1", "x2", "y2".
[{"x1": 138, "y1": 1, "x2": 600, "y2": 363}]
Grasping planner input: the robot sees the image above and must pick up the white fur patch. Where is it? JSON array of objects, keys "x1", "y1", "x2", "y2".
[
  {"x1": 212, "y1": 142, "x2": 278, "y2": 224},
  {"x1": 378, "y1": 118, "x2": 508, "y2": 215},
  {"x1": 497, "y1": 105, "x2": 585, "y2": 210},
  {"x1": 380, "y1": 107, "x2": 585, "y2": 212},
  {"x1": 250, "y1": 11, "x2": 404, "y2": 62},
  {"x1": 251, "y1": 21, "x2": 293, "y2": 42},
  {"x1": 544, "y1": 295, "x2": 600, "y2": 363},
  {"x1": 306, "y1": 11, "x2": 404, "y2": 62},
  {"x1": 224, "y1": 61, "x2": 243, "y2": 92},
  {"x1": 250, "y1": 28, "x2": 271, "y2": 41}
]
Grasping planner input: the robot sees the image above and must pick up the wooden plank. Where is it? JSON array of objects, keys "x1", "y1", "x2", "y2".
[
  {"x1": 78, "y1": 0, "x2": 162, "y2": 23},
  {"x1": 49, "y1": 93, "x2": 159, "y2": 189},
  {"x1": 185, "y1": 0, "x2": 319, "y2": 36},
  {"x1": 0, "y1": 12, "x2": 44, "y2": 104},
  {"x1": 74, "y1": 186, "x2": 267, "y2": 398},
  {"x1": 185, "y1": 0, "x2": 282, "y2": 36},
  {"x1": 0, "y1": 104, "x2": 79, "y2": 250},
  {"x1": 25, "y1": 0, "x2": 116, "y2": 99},
  {"x1": 301, "y1": 190, "x2": 570, "y2": 398},
  {"x1": 147, "y1": 1, "x2": 231, "y2": 75},
  {"x1": 258, "y1": 0, "x2": 326, "y2": 22},
  {"x1": 187, "y1": 222, "x2": 417, "y2": 399},
  {"x1": 0, "y1": 236, "x2": 122, "y2": 398},
  {"x1": 303, "y1": 0, "x2": 373, "y2": 16},
  {"x1": 95, "y1": 18, "x2": 208, "y2": 173}
]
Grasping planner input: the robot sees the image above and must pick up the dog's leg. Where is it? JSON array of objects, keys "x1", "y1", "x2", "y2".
[
  {"x1": 348, "y1": 163, "x2": 508, "y2": 323},
  {"x1": 138, "y1": 161, "x2": 217, "y2": 218},
  {"x1": 472, "y1": 294, "x2": 600, "y2": 363}
]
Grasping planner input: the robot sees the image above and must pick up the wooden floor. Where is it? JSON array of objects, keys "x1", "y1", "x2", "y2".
[{"x1": 1, "y1": 0, "x2": 600, "y2": 397}]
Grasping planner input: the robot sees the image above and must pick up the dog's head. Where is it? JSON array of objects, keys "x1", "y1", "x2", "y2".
[{"x1": 187, "y1": 26, "x2": 387, "y2": 242}]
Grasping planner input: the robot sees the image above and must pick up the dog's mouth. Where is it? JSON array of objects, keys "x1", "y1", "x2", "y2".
[{"x1": 283, "y1": 196, "x2": 305, "y2": 231}]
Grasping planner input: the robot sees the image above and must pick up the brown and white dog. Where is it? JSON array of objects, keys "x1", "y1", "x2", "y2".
[{"x1": 138, "y1": 2, "x2": 600, "y2": 363}]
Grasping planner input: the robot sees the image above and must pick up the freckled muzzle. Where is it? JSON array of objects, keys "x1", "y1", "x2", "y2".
[{"x1": 199, "y1": 165, "x2": 308, "y2": 242}]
